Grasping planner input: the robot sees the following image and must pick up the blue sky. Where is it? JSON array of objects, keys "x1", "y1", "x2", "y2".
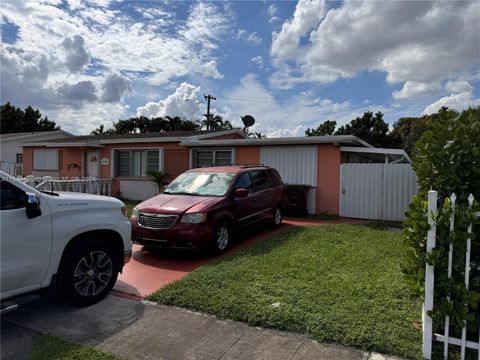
[{"x1": 1, "y1": 0, "x2": 479, "y2": 136}]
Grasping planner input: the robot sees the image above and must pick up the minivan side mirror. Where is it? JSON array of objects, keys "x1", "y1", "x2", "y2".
[
  {"x1": 26, "y1": 192, "x2": 42, "y2": 219},
  {"x1": 233, "y1": 188, "x2": 248, "y2": 198}
]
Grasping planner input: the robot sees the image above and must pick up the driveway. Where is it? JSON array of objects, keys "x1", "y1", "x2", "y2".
[
  {"x1": 113, "y1": 224, "x2": 290, "y2": 299},
  {"x1": 113, "y1": 217, "x2": 369, "y2": 299}
]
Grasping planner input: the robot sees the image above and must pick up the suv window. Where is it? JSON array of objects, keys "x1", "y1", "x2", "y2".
[
  {"x1": 233, "y1": 173, "x2": 253, "y2": 193},
  {"x1": 267, "y1": 169, "x2": 283, "y2": 187},
  {"x1": 251, "y1": 170, "x2": 270, "y2": 192},
  {"x1": 0, "y1": 179, "x2": 27, "y2": 210}
]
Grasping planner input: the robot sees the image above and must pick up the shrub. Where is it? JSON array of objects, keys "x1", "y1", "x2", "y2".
[{"x1": 402, "y1": 107, "x2": 480, "y2": 334}]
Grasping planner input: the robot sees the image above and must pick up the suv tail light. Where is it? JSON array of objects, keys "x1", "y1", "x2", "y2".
[{"x1": 121, "y1": 206, "x2": 127, "y2": 217}]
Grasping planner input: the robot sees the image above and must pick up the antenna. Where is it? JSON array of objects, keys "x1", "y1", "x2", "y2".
[{"x1": 241, "y1": 115, "x2": 255, "y2": 134}]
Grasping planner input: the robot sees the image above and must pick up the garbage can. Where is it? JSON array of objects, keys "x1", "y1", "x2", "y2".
[{"x1": 284, "y1": 184, "x2": 309, "y2": 218}]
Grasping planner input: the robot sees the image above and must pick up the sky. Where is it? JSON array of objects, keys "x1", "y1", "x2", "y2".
[{"x1": 1, "y1": 0, "x2": 479, "y2": 136}]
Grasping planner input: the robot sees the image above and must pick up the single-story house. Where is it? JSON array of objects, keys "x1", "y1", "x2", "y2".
[
  {"x1": 0, "y1": 130, "x2": 72, "y2": 176},
  {"x1": 21, "y1": 129, "x2": 415, "y2": 219}
]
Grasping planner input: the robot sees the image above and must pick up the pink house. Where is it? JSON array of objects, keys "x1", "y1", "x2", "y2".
[{"x1": 21, "y1": 129, "x2": 409, "y2": 216}]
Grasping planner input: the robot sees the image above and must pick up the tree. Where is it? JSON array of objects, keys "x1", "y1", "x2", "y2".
[
  {"x1": 388, "y1": 107, "x2": 457, "y2": 157},
  {"x1": 305, "y1": 120, "x2": 337, "y2": 136},
  {"x1": 198, "y1": 115, "x2": 232, "y2": 131},
  {"x1": 335, "y1": 111, "x2": 391, "y2": 148},
  {"x1": 402, "y1": 106, "x2": 480, "y2": 333},
  {"x1": 0, "y1": 102, "x2": 60, "y2": 133}
]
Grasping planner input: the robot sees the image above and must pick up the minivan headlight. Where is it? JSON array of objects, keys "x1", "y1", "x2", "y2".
[
  {"x1": 131, "y1": 207, "x2": 139, "y2": 219},
  {"x1": 180, "y1": 212, "x2": 207, "y2": 224}
]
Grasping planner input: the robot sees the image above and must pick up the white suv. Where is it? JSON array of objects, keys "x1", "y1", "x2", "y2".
[{"x1": 0, "y1": 171, "x2": 132, "y2": 306}]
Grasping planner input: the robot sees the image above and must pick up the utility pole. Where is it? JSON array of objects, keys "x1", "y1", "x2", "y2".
[{"x1": 204, "y1": 94, "x2": 216, "y2": 130}]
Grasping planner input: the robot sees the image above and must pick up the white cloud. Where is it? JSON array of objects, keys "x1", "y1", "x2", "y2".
[
  {"x1": 136, "y1": 82, "x2": 201, "y2": 120},
  {"x1": 271, "y1": 0, "x2": 326, "y2": 60},
  {"x1": 247, "y1": 31, "x2": 262, "y2": 45},
  {"x1": 223, "y1": 73, "x2": 356, "y2": 137},
  {"x1": 0, "y1": 1, "x2": 231, "y2": 133},
  {"x1": 423, "y1": 91, "x2": 480, "y2": 115},
  {"x1": 199, "y1": 60, "x2": 224, "y2": 80},
  {"x1": 392, "y1": 81, "x2": 441, "y2": 99},
  {"x1": 444, "y1": 80, "x2": 473, "y2": 94},
  {"x1": 271, "y1": 1, "x2": 480, "y2": 89},
  {"x1": 267, "y1": 4, "x2": 279, "y2": 23},
  {"x1": 251, "y1": 56, "x2": 265, "y2": 69}
]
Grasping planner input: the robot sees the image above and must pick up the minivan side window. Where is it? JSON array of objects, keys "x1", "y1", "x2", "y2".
[
  {"x1": 267, "y1": 169, "x2": 283, "y2": 187},
  {"x1": 251, "y1": 170, "x2": 270, "y2": 192},
  {"x1": 233, "y1": 173, "x2": 253, "y2": 193},
  {"x1": 0, "y1": 179, "x2": 27, "y2": 210}
]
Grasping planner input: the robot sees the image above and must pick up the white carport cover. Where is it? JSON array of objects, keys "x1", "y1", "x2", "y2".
[{"x1": 260, "y1": 146, "x2": 318, "y2": 213}]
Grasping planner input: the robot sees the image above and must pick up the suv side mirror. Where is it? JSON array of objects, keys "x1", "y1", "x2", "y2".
[
  {"x1": 234, "y1": 188, "x2": 248, "y2": 198},
  {"x1": 26, "y1": 192, "x2": 42, "y2": 219}
]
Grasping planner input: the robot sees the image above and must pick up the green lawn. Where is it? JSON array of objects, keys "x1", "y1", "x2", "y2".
[
  {"x1": 146, "y1": 224, "x2": 422, "y2": 359},
  {"x1": 31, "y1": 334, "x2": 120, "y2": 360}
]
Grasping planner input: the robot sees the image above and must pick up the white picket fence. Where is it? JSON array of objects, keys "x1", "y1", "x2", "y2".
[
  {"x1": 423, "y1": 190, "x2": 480, "y2": 359},
  {"x1": 18, "y1": 176, "x2": 113, "y2": 196}
]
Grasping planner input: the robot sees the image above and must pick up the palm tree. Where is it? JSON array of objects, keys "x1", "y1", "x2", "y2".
[
  {"x1": 90, "y1": 124, "x2": 106, "y2": 135},
  {"x1": 199, "y1": 115, "x2": 233, "y2": 130}
]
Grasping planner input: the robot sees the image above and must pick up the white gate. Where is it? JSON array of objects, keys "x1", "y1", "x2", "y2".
[{"x1": 340, "y1": 163, "x2": 417, "y2": 221}]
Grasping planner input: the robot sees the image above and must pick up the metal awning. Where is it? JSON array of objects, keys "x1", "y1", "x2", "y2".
[{"x1": 340, "y1": 146, "x2": 411, "y2": 164}]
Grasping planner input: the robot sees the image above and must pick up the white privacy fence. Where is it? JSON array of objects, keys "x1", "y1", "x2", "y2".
[
  {"x1": 340, "y1": 163, "x2": 418, "y2": 221},
  {"x1": 423, "y1": 190, "x2": 480, "y2": 360}
]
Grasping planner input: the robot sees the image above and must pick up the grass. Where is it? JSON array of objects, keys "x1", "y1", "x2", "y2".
[
  {"x1": 122, "y1": 200, "x2": 139, "y2": 217},
  {"x1": 30, "y1": 334, "x2": 120, "y2": 360},
  {"x1": 146, "y1": 224, "x2": 423, "y2": 359}
]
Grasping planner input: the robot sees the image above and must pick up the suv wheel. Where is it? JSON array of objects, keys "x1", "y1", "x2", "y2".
[
  {"x1": 212, "y1": 222, "x2": 231, "y2": 254},
  {"x1": 59, "y1": 238, "x2": 119, "y2": 306},
  {"x1": 272, "y1": 206, "x2": 283, "y2": 228}
]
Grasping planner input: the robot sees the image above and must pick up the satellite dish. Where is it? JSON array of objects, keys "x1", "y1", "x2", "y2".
[{"x1": 241, "y1": 115, "x2": 255, "y2": 128}]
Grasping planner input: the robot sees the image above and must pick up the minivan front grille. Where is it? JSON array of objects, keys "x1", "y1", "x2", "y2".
[{"x1": 138, "y1": 212, "x2": 178, "y2": 229}]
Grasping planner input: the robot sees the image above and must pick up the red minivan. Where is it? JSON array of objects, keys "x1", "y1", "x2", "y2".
[{"x1": 130, "y1": 165, "x2": 284, "y2": 253}]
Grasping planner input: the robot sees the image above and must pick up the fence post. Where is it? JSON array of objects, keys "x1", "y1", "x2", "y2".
[
  {"x1": 444, "y1": 193, "x2": 457, "y2": 358},
  {"x1": 423, "y1": 190, "x2": 438, "y2": 360}
]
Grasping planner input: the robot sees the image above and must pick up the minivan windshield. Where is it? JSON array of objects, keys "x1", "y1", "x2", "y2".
[{"x1": 164, "y1": 171, "x2": 235, "y2": 197}]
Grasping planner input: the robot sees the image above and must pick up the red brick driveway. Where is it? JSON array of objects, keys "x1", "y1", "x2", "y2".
[{"x1": 112, "y1": 218, "x2": 367, "y2": 299}]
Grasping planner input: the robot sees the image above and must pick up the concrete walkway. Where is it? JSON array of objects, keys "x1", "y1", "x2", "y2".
[{"x1": 2, "y1": 295, "x2": 403, "y2": 360}]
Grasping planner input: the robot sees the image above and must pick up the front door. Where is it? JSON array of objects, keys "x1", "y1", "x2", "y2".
[{"x1": 86, "y1": 152, "x2": 99, "y2": 178}]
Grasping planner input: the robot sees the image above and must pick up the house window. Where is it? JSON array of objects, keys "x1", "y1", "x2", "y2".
[
  {"x1": 33, "y1": 149, "x2": 58, "y2": 170},
  {"x1": 16, "y1": 154, "x2": 23, "y2": 164},
  {"x1": 115, "y1": 149, "x2": 162, "y2": 177},
  {"x1": 194, "y1": 150, "x2": 233, "y2": 168}
]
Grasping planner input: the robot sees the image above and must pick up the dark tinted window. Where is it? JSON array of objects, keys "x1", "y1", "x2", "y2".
[
  {"x1": 233, "y1": 173, "x2": 253, "y2": 193},
  {"x1": 267, "y1": 169, "x2": 283, "y2": 187},
  {"x1": 0, "y1": 179, "x2": 27, "y2": 210},
  {"x1": 251, "y1": 170, "x2": 270, "y2": 192}
]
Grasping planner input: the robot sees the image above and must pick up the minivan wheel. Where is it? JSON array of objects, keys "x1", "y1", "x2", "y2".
[
  {"x1": 272, "y1": 206, "x2": 283, "y2": 228},
  {"x1": 59, "y1": 238, "x2": 119, "y2": 306},
  {"x1": 212, "y1": 222, "x2": 231, "y2": 254}
]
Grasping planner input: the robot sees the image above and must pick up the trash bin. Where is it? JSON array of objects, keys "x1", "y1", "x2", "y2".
[{"x1": 284, "y1": 184, "x2": 309, "y2": 218}]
